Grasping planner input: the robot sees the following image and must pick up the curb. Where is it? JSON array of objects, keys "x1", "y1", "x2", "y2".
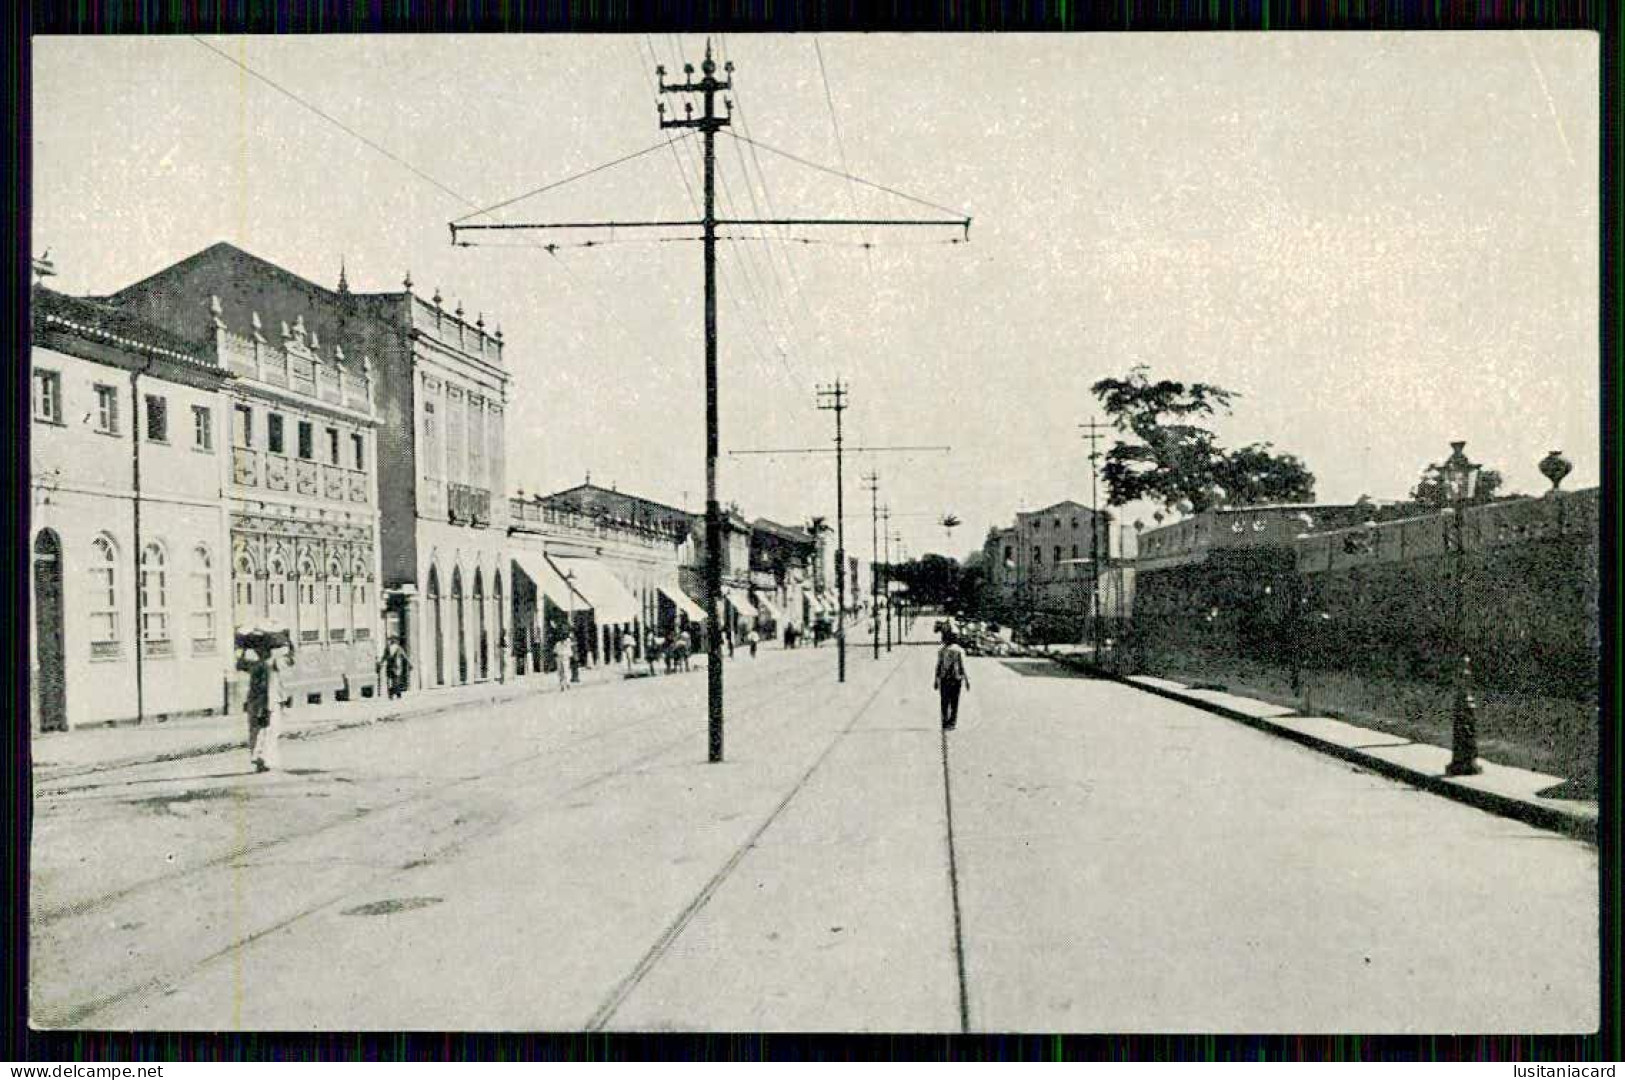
[
  {"x1": 32, "y1": 672, "x2": 627, "y2": 783},
  {"x1": 1051, "y1": 655, "x2": 1597, "y2": 845}
]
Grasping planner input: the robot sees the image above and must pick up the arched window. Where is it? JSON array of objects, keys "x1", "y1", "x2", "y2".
[
  {"x1": 493, "y1": 570, "x2": 505, "y2": 675},
  {"x1": 350, "y1": 551, "x2": 371, "y2": 643},
  {"x1": 90, "y1": 534, "x2": 120, "y2": 652},
  {"x1": 474, "y1": 568, "x2": 488, "y2": 680},
  {"x1": 191, "y1": 545, "x2": 217, "y2": 652},
  {"x1": 140, "y1": 542, "x2": 169, "y2": 649},
  {"x1": 427, "y1": 565, "x2": 444, "y2": 686},
  {"x1": 266, "y1": 550, "x2": 292, "y2": 630},
  {"x1": 327, "y1": 554, "x2": 348, "y2": 642},
  {"x1": 233, "y1": 549, "x2": 257, "y2": 625},
  {"x1": 452, "y1": 567, "x2": 468, "y2": 684},
  {"x1": 296, "y1": 553, "x2": 320, "y2": 644}
]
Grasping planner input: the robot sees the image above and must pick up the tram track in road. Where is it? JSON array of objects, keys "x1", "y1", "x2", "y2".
[
  {"x1": 32, "y1": 654, "x2": 831, "y2": 927},
  {"x1": 584, "y1": 651, "x2": 911, "y2": 1032},
  {"x1": 33, "y1": 654, "x2": 849, "y2": 1028}
]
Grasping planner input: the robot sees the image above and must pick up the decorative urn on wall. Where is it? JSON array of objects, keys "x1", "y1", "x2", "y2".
[{"x1": 1538, "y1": 450, "x2": 1573, "y2": 495}]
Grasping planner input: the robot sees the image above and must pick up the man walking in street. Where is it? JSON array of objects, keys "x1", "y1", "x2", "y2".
[
  {"x1": 553, "y1": 633, "x2": 574, "y2": 691},
  {"x1": 381, "y1": 638, "x2": 412, "y2": 700},
  {"x1": 622, "y1": 629, "x2": 638, "y2": 675},
  {"x1": 934, "y1": 627, "x2": 969, "y2": 731},
  {"x1": 748, "y1": 628, "x2": 759, "y2": 658}
]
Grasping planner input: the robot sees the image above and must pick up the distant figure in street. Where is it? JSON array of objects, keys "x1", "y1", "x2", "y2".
[
  {"x1": 553, "y1": 635, "x2": 574, "y2": 690},
  {"x1": 381, "y1": 638, "x2": 411, "y2": 700},
  {"x1": 646, "y1": 629, "x2": 661, "y2": 676},
  {"x1": 241, "y1": 645, "x2": 293, "y2": 773},
  {"x1": 748, "y1": 628, "x2": 760, "y2": 658},
  {"x1": 934, "y1": 628, "x2": 970, "y2": 731},
  {"x1": 621, "y1": 629, "x2": 638, "y2": 674},
  {"x1": 725, "y1": 628, "x2": 735, "y2": 658},
  {"x1": 670, "y1": 632, "x2": 689, "y2": 673},
  {"x1": 783, "y1": 624, "x2": 793, "y2": 650},
  {"x1": 663, "y1": 633, "x2": 675, "y2": 674}
]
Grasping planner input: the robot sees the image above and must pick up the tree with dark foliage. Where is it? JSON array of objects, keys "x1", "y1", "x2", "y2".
[{"x1": 1091, "y1": 365, "x2": 1315, "y2": 513}]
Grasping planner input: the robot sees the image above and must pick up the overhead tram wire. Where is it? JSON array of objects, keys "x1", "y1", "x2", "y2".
[
  {"x1": 187, "y1": 35, "x2": 686, "y2": 385},
  {"x1": 721, "y1": 129, "x2": 971, "y2": 228},
  {"x1": 643, "y1": 37, "x2": 795, "y2": 383},
  {"x1": 664, "y1": 36, "x2": 808, "y2": 381},
  {"x1": 813, "y1": 38, "x2": 876, "y2": 280},
  {"x1": 718, "y1": 35, "x2": 824, "y2": 359},
  {"x1": 720, "y1": 34, "x2": 825, "y2": 346}
]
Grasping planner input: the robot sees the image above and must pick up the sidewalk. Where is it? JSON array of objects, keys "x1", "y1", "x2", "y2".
[
  {"x1": 1054, "y1": 655, "x2": 1598, "y2": 843},
  {"x1": 29, "y1": 659, "x2": 648, "y2": 783}
]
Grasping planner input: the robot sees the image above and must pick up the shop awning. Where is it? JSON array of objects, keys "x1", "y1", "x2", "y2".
[
  {"x1": 813, "y1": 594, "x2": 833, "y2": 615},
  {"x1": 723, "y1": 587, "x2": 758, "y2": 620},
  {"x1": 550, "y1": 556, "x2": 641, "y2": 626},
  {"x1": 658, "y1": 579, "x2": 708, "y2": 622},
  {"x1": 511, "y1": 550, "x2": 588, "y2": 612},
  {"x1": 755, "y1": 595, "x2": 783, "y2": 623}
]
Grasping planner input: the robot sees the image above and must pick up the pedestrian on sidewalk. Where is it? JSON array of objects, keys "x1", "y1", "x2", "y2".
[
  {"x1": 553, "y1": 635, "x2": 574, "y2": 691},
  {"x1": 748, "y1": 628, "x2": 759, "y2": 658},
  {"x1": 934, "y1": 628, "x2": 970, "y2": 731},
  {"x1": 381, "y1": 638, "x2": 412, "y2": 700},
  {"x1": 725, "y1": 627, "x2": 735, "y2": 658},
  {"x1": 621, "y1": 629, "x2": 638, "y2": 675},
  {"x1": 241, "y1": 644, "x2": 293, "y2": 772},
  {"x1": 646, "y1": 629, "x2": 661, "y2": 676}
]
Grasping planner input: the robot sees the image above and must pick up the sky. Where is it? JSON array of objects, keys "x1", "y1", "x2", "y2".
[{"x1": 33, "y1": 32, "x2": 1599, "y2": 564}]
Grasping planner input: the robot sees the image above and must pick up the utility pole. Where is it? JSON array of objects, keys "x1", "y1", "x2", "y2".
[
  {"x1": 450, "y1": 43, "x2": 970, "y2": 762},
  {"x1": 863, "y1": 471, "x2": 881, "y2": 659},
  {"x1": 1079, "y1": 418, "x2": 1110, "y2": 661},
  {"x1": 816, "y1": 380, "x2": 849, "y2": 683},
  {"x1": 881, "y1": 505, "x2": 894, "y2": 652}
]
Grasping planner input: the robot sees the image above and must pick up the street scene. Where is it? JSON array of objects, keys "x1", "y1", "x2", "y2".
[{"x1": 28, "y1": 34, "x2": 1598, "y2": 1034}]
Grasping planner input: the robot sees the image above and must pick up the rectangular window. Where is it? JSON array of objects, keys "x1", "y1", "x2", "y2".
[
  {"x1": 1054, "y1": 545, "x2": 1063, "y2": 565},
  {"x1": 1032, "y1": 546, "x2": 1042, "y2": 565},
  {"x1": 94, "y1": 385, "x2": 120, "y2": 434},
  {"x1": 267, "y1": 413, "x2": 285, "y2": 454},
  {"x1": 352, "y1": 433, "x2": 365, "y2": 471},
  {"x1": 1003, "y1": 545, "x2": 1012, "y2": 563},
  {"x1": 33, "y1": 370, "x2": 62, "y2": 424},
  {"x1": 144, "y1": 395, "x2": 168, "y2": 442},
  {"x1": 233, "y1": 405, "x2": 253, "y2": 448},
  {"x1": 1072, "y1": 544, "x2": 1079, "y2": 559},
  {"x1": 327, "y1": 427, "x2": 340, "y2": 465},
  {"x1": 192, "y1": 405, "x2": 213, "y2": 451},
  {"x1": 297, "y1": 421, "x2": 313, "y2": 461}
]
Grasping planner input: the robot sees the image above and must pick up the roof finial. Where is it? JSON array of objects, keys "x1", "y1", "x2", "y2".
[
  {"x1": 586, "y1": 470, "x2": 592, "y2": 486},
  {"x1": 403, "y1": 269, "x2": 413, "y2": 290},
  {"x1": 337, "y1": 257, "x2": 350, "y2": 294}
]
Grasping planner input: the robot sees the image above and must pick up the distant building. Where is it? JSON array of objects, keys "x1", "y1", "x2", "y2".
[
  {"x1": 31, "y1": 283, "x2": 235, "y2": 730},
  {"x1": 986, "y1": 501, "x2": 1112, "y2": 610},
  {"x1": 510, "y1": 486, "x2": 695, "y2": 675},
  {"x1": 750, "y1": 519, "x2": 819, "y2": 632}
]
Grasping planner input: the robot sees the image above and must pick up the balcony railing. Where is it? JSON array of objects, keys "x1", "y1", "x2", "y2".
[
  {"x1": 448, "y1": 482, "x2": 491, "y2": 527},
  {"x1": 233, "y1": 446, "x2": 260, "y2": 487}
]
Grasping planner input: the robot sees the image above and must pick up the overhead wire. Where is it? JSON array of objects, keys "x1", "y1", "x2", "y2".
[
  {"x1": 657, "y1": 35, "x2": 804, "y2": 385},
  {"x1": 667, "y1": 35, "x2": 805, "y2": 376},
  {"x1": 721, "y1": 129, "x2": 970, "y2": 222},
  {"x1": 189, "y1": 35, "x2": 690, "y2": 382},
  {"x1": 718, "y1": 34, "x2": 824, "y2": 364},
  {"x1": 641, "y1": 35, "x2": 788, "y2": 382},
  {"x1": 813, "y1": 38, "x2": 875, "y2": 279}
]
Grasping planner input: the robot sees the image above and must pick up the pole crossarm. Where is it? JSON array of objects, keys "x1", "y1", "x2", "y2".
[
  {"x1": 450, "y1": 217, "x2": 968, "y2": 243},
  {"x1": 727, "y1": 445, "x2": 951, "y2": 456}
]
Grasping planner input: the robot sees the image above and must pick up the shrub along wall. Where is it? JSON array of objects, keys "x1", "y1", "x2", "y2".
[{"x1": 1115, "y1": 490, "x2": 1598, "y2": 783}]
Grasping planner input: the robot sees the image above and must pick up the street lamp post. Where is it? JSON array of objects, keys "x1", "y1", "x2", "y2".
[{"x1": 1441, "y1": 440, "x2": 1482, "y2": 777}]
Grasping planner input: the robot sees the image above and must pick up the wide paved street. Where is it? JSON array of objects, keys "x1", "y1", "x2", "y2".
[{"x1": 30, "y1": 644, "x2": 1597, "y2": 1032}]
